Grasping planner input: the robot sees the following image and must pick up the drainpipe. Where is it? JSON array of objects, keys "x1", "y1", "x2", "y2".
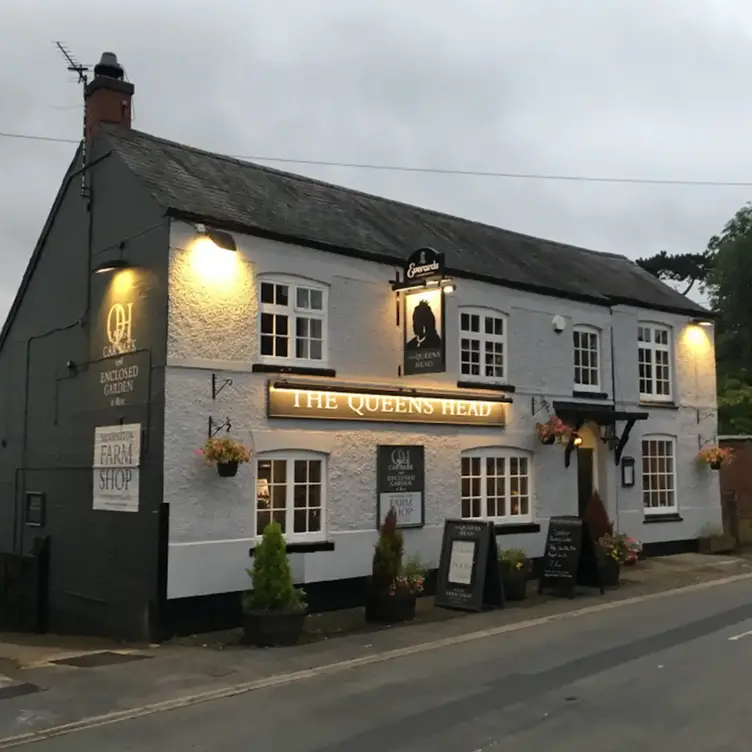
[{"x1": 609, "y1": 306, "x2": 620, "y2": 528}]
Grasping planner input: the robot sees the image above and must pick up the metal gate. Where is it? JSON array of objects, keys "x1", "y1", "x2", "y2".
[{"x1": 0, "y1": 537, "x2": 50, "y2": 632}]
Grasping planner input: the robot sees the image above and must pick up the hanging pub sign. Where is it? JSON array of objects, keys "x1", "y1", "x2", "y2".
[
  {"x1": 376, "y1": 445, "x2": 425, "y2": 528},
  {"x1": 403, "y1": 247, "x2": 445, "y2": 283},
  {"x1": 434, "y1": 519, "x2": 505, "y2": 612},
  {"x1": 404, "y1": 287, "x2": 445, "y2": 375}
]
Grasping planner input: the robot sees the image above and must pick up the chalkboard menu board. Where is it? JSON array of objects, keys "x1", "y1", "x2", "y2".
[
  {"x1": 435, "y1": 519, "x2": 505, "y2": 612},
  {"x1": 376, "y1": 445, "x2": 425, "y2": 528},
  {"x1": 539, "y1": 516, "x2": 603, "y2": 597}
]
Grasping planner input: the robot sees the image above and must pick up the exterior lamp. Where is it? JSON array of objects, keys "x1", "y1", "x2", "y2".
[
  {"x1": 599, "y1": 423, "x2": 619, "y2": 451},
  {"x1": 196, "y1": 223, "x2": 237, "y2": 252},
  {"x1": 691, "y1": 318, "x2": 713, "y2": 327},
  {"x1": 572, "y1": 434, "x2": 583, "y2": 447},
  {"x1": 93, "y1": 259, "x2": 131, "y2": 274}
]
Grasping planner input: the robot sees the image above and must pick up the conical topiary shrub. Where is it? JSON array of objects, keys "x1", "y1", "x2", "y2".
[
  {"x1": 366, "y1": 508, "x2": 416, "y2": 624},
  {"x1": 241, "y1": 521, "x2": 307, "y2": 646}
]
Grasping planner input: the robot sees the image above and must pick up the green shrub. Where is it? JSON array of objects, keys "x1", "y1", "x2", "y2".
[
  {"x1": 371, "y1": 508, "x2": 404, "y2": 595},
  {"x1": 499, "y1": 548, "x2": 528, "y2": 573},
  {"x1": 242, "y1": 521, "x2": 306, "y2": 613}
]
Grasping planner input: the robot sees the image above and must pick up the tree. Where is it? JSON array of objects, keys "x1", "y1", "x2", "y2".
[{"x1": 635, "y1": 249, "x2": 713, "y2": 296}]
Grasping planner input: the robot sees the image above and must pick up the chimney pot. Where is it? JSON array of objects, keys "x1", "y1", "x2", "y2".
[{"x1": 85, "y1": 51, "x2": 134, "y2": 142}]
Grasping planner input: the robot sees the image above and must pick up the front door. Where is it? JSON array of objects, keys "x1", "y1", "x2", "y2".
[{"x1": 577, "y1": 448, "x2": 594, "y2": 518}]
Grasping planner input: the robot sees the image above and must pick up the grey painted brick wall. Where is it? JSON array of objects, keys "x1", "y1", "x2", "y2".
[{"x1": 163, "y1": 220, "x2": 720, "y2": 600}]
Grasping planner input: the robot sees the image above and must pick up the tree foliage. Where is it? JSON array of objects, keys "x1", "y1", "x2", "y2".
[{"x1": 638, "y1": 202, "x2": 752, "y2": 434}]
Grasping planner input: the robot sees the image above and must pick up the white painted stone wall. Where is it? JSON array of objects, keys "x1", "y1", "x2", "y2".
[{"x1": 163, "y1": 220, "x2": 721, "y2": 600}]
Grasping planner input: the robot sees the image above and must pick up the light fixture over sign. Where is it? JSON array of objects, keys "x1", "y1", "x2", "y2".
[{"x1": 94, "y1": 259, "x2": 131, "y2": 274}]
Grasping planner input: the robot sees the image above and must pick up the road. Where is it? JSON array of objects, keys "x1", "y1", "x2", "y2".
[{"x1": 10, "y1": 577, "x2": 752, "y2": 751}]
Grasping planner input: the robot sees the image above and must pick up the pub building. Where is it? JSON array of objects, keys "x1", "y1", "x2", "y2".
[{"x1": 0, "y1": 53, "x2": 721, "y2": 641}]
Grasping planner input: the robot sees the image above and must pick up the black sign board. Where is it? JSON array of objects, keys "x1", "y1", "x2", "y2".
[
  {"x1": 89, "y1": 350, "x2": 150, "y2": 411},
  {"x1": 403, "y1": 287, "x2": 446, "y2": 376},
  {"x1": 403, "y1": 247, "x2": 446, "y2": 283},
  {"x1": 376, "y1": 445, "x2": 425, "y2": 528},
  {"x1": 434, "y1": 519, "x2": 505, "y2": 612},
  {"x1": 538, "y1": 516, "x2": 604, "y2": 597},
  {"x1": 24, "y1": 492, "x2": 46, "y2": 527}
]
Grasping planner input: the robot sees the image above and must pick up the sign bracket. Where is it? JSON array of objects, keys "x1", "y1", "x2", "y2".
[
  {"x1": 208, "y1": 416, "x2": 231, "y2": 438},
  {"x1": 211, "y1": 373, "x2": 233, "y2": 400}
]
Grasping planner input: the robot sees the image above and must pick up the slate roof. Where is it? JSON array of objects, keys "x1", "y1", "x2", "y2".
[{"x1": 104, "y1": 126, "x2": 707, "y2": 316}]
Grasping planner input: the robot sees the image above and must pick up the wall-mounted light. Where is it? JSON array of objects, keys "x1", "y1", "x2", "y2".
[
  {"x1": 572, "y1": 434, "x2": 583, "y2": 447},
  {"x1": 690, "y1": 317, "x2": 713, "y2": 327},
  {"x1": 442, "y1": 282, "x2": 456, "y2": 294},
  {"x1": 196, "y1": 223, "x2": 237, "y2": 252},
  {"x1": 599, "y1": 423, "x2": 619, "y2": 451},
  {"x1": 93, "y1": 259, "x2": 131, "y2": 274}
]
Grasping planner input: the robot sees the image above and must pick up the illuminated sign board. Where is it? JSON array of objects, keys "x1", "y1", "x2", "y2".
[{"x1": 268, "y1": 384, "x2": 507, "y2": 427}]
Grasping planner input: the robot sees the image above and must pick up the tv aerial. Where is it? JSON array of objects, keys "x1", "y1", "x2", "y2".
[{"x1": 54, "y1": 42, "x2": 92, "y2": 196}]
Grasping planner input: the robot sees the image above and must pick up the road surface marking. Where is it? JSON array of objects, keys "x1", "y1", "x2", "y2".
[
  {"x1": 1, "y1": 570, "x2": 752, "y2": 749},
  {"x1": 728, "y1": 629, "x2": 752, "y2": 641}
]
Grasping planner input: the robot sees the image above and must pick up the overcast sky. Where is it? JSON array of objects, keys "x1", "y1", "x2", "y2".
[{"x1": 3, "y1": 0, "x2": 752, "y2": 317}]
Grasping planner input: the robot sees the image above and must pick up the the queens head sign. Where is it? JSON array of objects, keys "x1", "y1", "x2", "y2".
[
  {"x1": 268, "y1": 384, "x2": 507, "y2": 427},
  {"x1": 103, "y1": 301, "x2": 137, "y2": 358}
]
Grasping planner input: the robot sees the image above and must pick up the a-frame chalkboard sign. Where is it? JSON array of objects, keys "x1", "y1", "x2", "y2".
[
  {"x1": 434, "y1": 519, "x2": 505, "y2": 611},
  {"x1": 538, "y1": 516, "x2": 604, "y2": 598}
]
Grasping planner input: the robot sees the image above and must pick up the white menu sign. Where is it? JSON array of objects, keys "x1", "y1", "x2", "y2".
[
  {"x1": 448, "y1": 540, "x2": 476, "y2": 585},
  {"x1": 92, "y1": 423, "x2": 141, "y2": 513}
]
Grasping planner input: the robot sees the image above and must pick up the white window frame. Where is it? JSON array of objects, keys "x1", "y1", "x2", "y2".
[
  {"x1": 573, "y1": 325, "x2": 601, "y2": 392},
  {"x1": 638, "y1": 323, "x2": 673, "y2": 402},
  {"x1": 460, "y1": 447, "x2": 533, "y2": 524},
  {"x1": 254, "y1": 450, "x2": 327, "y2": 542},
  {"x1": 640, "y1": 435, "x2": 678, "y2": 516},
  {"x1": 257, "y1": 275, "x2": 329, "y2": 366},
  {"x1": 458, "y1": 307, "x2": 508, "y2": 384}
]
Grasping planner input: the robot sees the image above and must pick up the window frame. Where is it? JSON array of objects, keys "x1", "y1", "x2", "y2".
[
  {"x1": 254, "y1": 450, "x2": 328, "y2": 542},
  {"x1": 640, "y1": 435, "x2": 678, "y2": 516},
  {"x1": 460, "y1": 447, "x2": 533, "y2": 525},
  {"x1": 257, "y1": 275, "x2": 329, "y2": 367},
  {"x1": 637, "y1": 323, "x2": 673, "y2": 403},
  {"x1": 572, "y1": 324, "x2": 601, "y2": 392},
  {"x1": 458, "y1": 306, "x2": 508, "y2": 384}
]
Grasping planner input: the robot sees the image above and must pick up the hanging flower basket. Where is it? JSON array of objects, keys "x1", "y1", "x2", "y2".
[
  {"x1": 697, "y1": 446, "x2": 733, "y2": 471},
  {"x1": 535, "y1": 416, "x2": 573, "y2": 445},
  {"x1": 196, "y1": 437, "x2": 252, "y2": 477}
]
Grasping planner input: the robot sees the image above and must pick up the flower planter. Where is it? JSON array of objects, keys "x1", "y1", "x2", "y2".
[
  {"x1": 710, "y1": 460, "x2": 722, "y2": 470},
  {"x1": 242, "y1": 609, "x2": 306, "y2": 647},
  {"x1": 540, "y1": 435, "x2": 555, "y2": 446},
  {"x1": 501, "y1": 569, "x2": 527, "y2": 601},
  {"x1": 599, "y1": 558, "x2": 620, "y2": 588},
  {"x1": 217, "y1": 460, "x2": 239, "y2": 478},
  {"x1": 365, "y1": 591, "x2": 416, "y2": 624}
]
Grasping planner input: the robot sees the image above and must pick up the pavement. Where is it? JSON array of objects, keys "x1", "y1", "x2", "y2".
[{"x1": 0, "y1": 553, "x2": 750, "y2": 749}]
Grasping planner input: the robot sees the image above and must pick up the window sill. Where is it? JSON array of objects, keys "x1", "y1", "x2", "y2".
[
  {"x1": 252, "y1": 363, "x2": 336, "y2": 378},
  {"x1": 456, "y1": 381, "x2": 516, "y2": 393},
  {"x1": 572, "y1": 390, "x2": 609, "y2": 400},
  {"x1": 643, "y1": 513, "x2": 683, "y2": 524},
  {"x1": 248, "y1": 540, "x2": 335, "y2": 556},
  {"x1": 494, "y1": 522, "x2": 540, "y2": 535},
  {"x1": 639, "y1": 400, "x2": 678, "y2": 410}
]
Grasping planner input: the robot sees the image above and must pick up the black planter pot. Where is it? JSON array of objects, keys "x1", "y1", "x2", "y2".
[
  {"x1": 365, "y1": 591, "x2": 416, "y2": 624},
  {"x1": 710, "y1": 460, "x2": 722, "y2": 470},
  {"x1": 599, "y1": 558, "x2": 621, "y2": 588},
  {"x1": 540, "y1": 435, "x2": 555, "y2": 445},
  {"x1": 502, "y1": 569, "x2": 527, "y2": 601},
  {"x1": 217, "y1": 461, "x2": 239, "y2": 478},
  {"x1": 242, "y1": 609, "x2": 306, "y2": 647}
]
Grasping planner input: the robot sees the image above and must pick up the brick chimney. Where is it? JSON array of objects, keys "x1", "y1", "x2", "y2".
[{"x1": 84, "y1": 52, "x2": 133, "y2": 141}]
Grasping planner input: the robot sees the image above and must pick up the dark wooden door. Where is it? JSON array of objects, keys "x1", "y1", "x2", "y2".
[{"x1": 577, "y1": 448, "x2": 594, "y2": 518}]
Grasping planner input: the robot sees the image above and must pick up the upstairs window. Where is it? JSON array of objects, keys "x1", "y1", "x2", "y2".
[
  {"x1": 459, "y1": 308, "x2": 507, "y2": 383},
  {"x1": 259, "y1": 278, "x2": 327, "y2": 364},
  {"x1": 638, "y1": 324, "x2": 672, "y2": 401},
  {"x1": 573, "y1": 326, "x2": 600, "y2": 391}
]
